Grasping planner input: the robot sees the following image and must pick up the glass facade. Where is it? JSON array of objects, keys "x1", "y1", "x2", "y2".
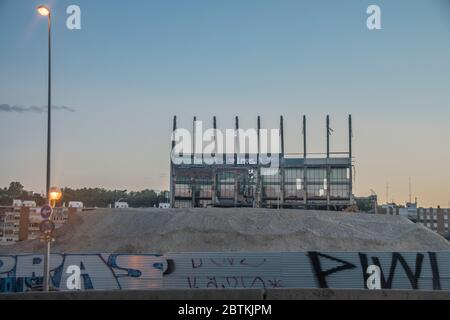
[
  {"x1": 217, "y1": 172, "x2": 235, "y2": 199},
  {"x1": 196, "y1": 178, "x2": 212, "y2": 198},
  {"x1": 262, "y1": 169, "x2": 280, "y2": 199},
  {"x1": 284, "y1": 168, "x2": 304, "y2": 199},
  {"x1": 330, "y1": 168, "x2": 350, "y2": 199},
  {"x1": 306, "y1": 168, "x2": 327, "y2": 199},
  {"x1": 173, "y1": 163, "x2": 351, "y2": 208},
  {"x1": 174, "y1": 176, "x2": 192, "y2": 198}
]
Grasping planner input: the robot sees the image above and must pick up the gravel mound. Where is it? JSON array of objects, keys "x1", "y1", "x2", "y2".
[{"x1": 2, "y1": 208, "x2": 449, "y2": 253}]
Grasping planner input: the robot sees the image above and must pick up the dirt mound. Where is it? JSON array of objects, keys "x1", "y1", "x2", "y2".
[{"x1": 2, "y1": 208, "x2": 449, "y2": 253}]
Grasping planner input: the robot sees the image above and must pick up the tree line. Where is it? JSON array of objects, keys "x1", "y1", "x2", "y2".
[{"x1": 0, "y1": 182, "x2": 169, "y2": 208}]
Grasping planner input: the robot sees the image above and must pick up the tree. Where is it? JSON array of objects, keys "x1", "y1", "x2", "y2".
[
  {"x1": 1, "y1": 182, "x2": 168, "y2": 208},
  {"x1": 7, "y1": 182, "x2": 24, "y2": 197}
]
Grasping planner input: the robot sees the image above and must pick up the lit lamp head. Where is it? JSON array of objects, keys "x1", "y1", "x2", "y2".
[
  {"x1": 49, "y1": 187, "x2": 62, "y2": 207},
  {"x1": 37, "y1": 5, "x2": 51, "y2": 17}
]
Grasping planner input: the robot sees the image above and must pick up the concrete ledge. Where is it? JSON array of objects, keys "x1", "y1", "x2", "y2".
[
  {"x1": 265, "y1": 288, "x2": 450, "y2": 300},
  {"x1": 0, "y1": 289, "x2": 263, "y2": 300},
  {"x1": 2, "y1": 289, "x2": 450, "y2": 300}
]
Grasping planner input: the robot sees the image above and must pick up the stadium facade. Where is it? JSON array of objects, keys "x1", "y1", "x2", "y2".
[{"x1": 170, "y1": 115, "x2": 354, "y2": 210}]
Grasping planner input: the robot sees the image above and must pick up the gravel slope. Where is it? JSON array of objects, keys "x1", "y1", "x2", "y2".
[{"x1": 1, "y1": 208, "x2": 449, "y2": 253}]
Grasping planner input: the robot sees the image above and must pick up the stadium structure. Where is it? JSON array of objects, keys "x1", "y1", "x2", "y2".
[{"x1": 170, "y1": 115, "x2": 354, "y2": 210}]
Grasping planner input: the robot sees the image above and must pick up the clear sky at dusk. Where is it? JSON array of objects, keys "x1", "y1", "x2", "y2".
[{"x1": 0, "y1": 0, "x2": 449, "y2": 206}]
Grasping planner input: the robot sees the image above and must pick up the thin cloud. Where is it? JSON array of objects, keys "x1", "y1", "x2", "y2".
[{"x1": 0, "y1": 104, "x2": 76, "y2": 113}]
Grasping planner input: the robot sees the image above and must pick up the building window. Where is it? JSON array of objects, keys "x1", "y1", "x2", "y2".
[
  {"x1": 217, "y1": 172, "x2": 235, "y2": 198},
  {"x1": 284, "y1": 168, "x2": 304, "y2": 199},
  {"x1": 262, "y1": 168, "x2": 280, "y2": 198},
  {"x1": 175, "y1": 176, "x2": 192, "y2": 198},
  {"x1": 195, "y1": 178, "x2": 212, "y2": 198},
  {"x1": 330, "y1": 168, "x2": 350, "y2": 199},
  {"x1": 307, "y1": 168, "x2": 327, "y2": 198},
  {"x1": 330, "y1": 168, "x2": 348, "y2": 183}
]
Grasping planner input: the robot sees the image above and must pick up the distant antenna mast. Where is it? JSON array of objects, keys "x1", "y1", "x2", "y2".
[
  {"x1": 409, "y1": 177, "x2": 412, "y2": 203},
  {"x1": 386, "y1": 183, "x2": 389, "y2": 204}
]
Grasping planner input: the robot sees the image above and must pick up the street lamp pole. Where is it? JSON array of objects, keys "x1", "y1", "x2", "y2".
[
  {"x1": 37, "y1": 4, "x2": 52, "y2": 293},
  {"x1": 46, "y1": 10, "x2": 51, "y2": 207}
]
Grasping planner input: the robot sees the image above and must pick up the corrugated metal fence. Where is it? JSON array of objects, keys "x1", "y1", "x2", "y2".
[{"x1": 1, "y1": 251, "x2": 449, "y2": 293}]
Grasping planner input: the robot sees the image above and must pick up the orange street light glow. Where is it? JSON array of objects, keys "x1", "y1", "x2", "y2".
[
  {"x1": 37, "y1": 5, "x2": 50, "y2": 16},
  {"x1": 49, "y1": 187, "x2": 62, "y2": 201}
]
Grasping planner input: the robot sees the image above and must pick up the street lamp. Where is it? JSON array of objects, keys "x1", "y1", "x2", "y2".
[
  {"x1": 49, "y1": 186, "x2": 62, "y2": 208},
  {"x1": 37, "y1": 4, "x2": 52, "y2": 293},
  {"x1": 37, "y1": 5, "x2": 50, "y2": 17}
]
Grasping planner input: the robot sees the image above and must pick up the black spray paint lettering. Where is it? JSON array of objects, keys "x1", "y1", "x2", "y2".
[
  {"x1": 307, "y1": 252, "x2": 357, "y2": 289},
  {"x1": 428, "y1": 252, "x2": 441, "y2": 290},
  {"x1": 359, "y1": 253, "x2": 424, "y2": 289}
]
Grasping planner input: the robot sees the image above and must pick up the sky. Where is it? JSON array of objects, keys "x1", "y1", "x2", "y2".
[{"x1": 0, "y1": 0, "x2": 449, "y2": 207}]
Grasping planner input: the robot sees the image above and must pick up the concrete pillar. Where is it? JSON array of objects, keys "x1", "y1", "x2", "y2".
[
  {"x1": 170, "y1": 116, "x2": 177, "y2": 208},
  {"x1": 18, "y1": 207, "x2": 30, "y2": 241},
  {"x1": 234, "y1": 175, "x2": 238, "y2": 207},
  {"x1": 326, "y1": 166, "x2": 331, "y2": 210},
  {"x1": 255, "y1": 168, "x2": 262, "y2": 208},
  {"x1": 303, "y1": 168, "x2": 308, "y2": 207},
  {"x1": 280, "y1": 167, "x2": 285, "y2": 208},
  {"x1": 192, "y1": 116, "x2": 196, "y2": 165},
  {"x1": 303, "y1": 115, "x2": 308, "y2": 207},
  {"x1": 211, "y1": 168, "x2": 217, "y2": 207},
  {"x1": 191, "y1": 178, "x2": 196, "y2": 208},
  {"x1": 171, "y1": 174, "x2": 176, "y2": 208}
]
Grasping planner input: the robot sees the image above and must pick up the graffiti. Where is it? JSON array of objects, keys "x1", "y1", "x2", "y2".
[
  {"x1": 186, "y1": 276, "x2": 277, "y2": 289},
  {"x1": 1, "y1": 251, "x2": 450, "y2": 292},
  {"x1": 0, "y1": 254, "x2": 169, "y2": 292},
  {"x1": 192, "y1": 257, "x2": 267, "y2": 269},
  {"x1": 307, "y1": 252, "x2": 357, "y2": 288},
  {"x1": 358, "y1": 252, "x2": 424, "y2": 290}
]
